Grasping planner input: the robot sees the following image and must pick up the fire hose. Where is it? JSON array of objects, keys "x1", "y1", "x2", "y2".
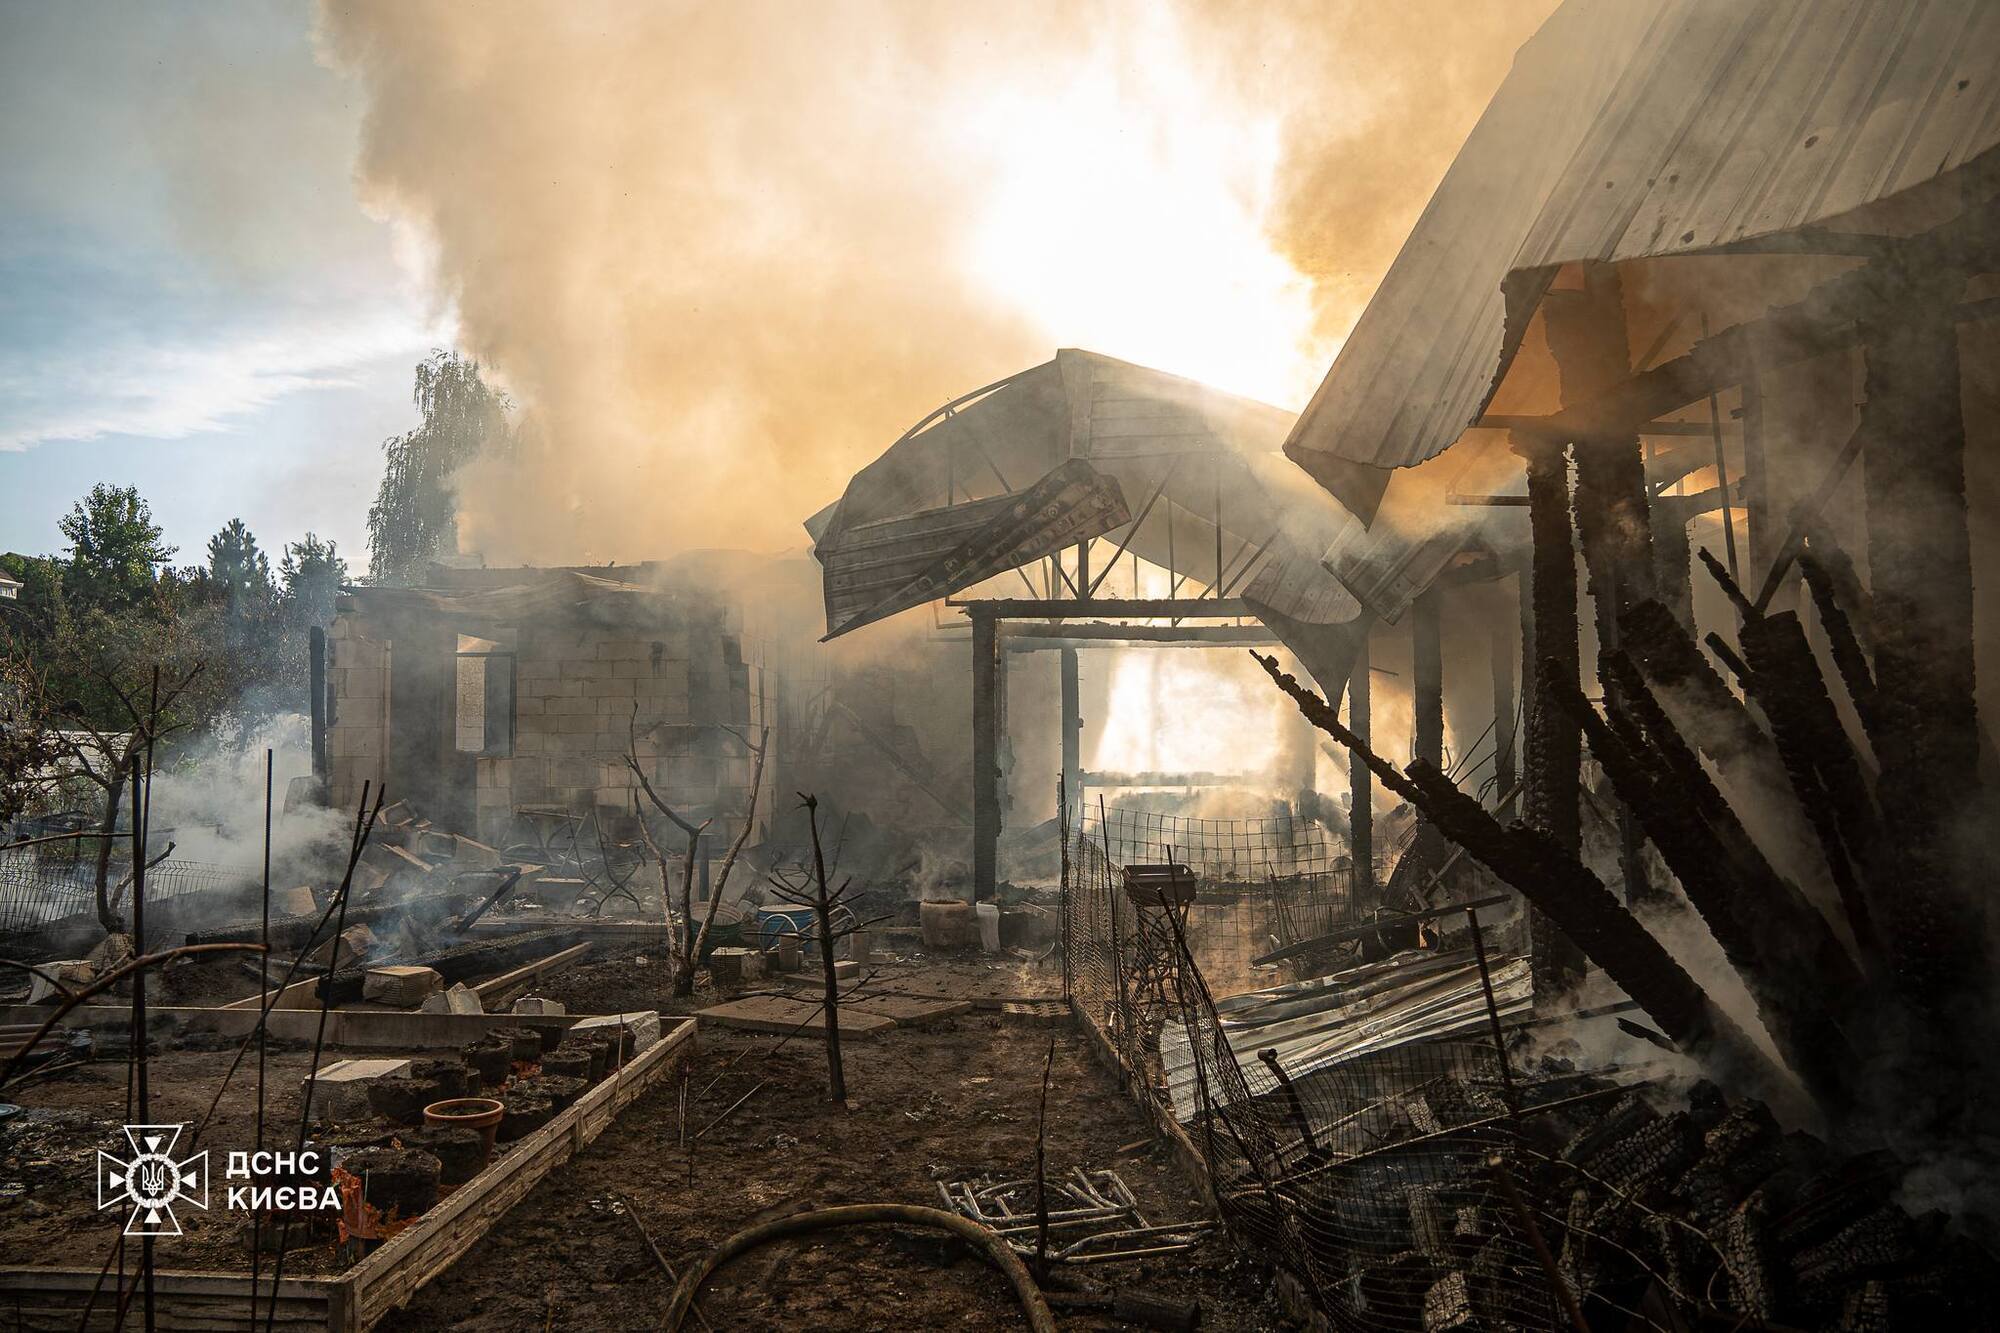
[{"x1": 661, "y1": 1203, "x2": 1058, "y2": 1332}]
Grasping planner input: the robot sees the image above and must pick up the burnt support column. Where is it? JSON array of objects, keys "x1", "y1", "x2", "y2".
[
  {"x1": 1547, "y1": 261, "x2": 1657, "y2": 907},
  {"x1": 1412, "y1": 589, "x2": 1444, "y2": 769},
  {"x1": 971, "y1": 607, "x2": 1002, "y2": 902},
  {"x1": 1059, "y1": 646, "x2": 1082, "y2": 825},
  {"x1": 1490, "y1": 593, "x2": 1517, "y2": 814},
  {"x1": 1858, "y1": 272, "x2": 1982, "y2": 1031},
  {"x1": 309, "y1": 625, "x2": 329, "y2": 788},
  {"x1": 1518, "y1": 434, "x2": 1587, "y2": 995},
  {"x1": 1348, "y1": 636, "x2": 1374, "y2": 904}
]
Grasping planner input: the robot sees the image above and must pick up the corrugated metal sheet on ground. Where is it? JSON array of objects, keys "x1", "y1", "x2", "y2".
[
  {"x1": 1158, "y1": 949, "x2": 1532, "y2": 1124},
  {"x1": 1287, "y1": 0, "x2": 2000, "y2": 486}
]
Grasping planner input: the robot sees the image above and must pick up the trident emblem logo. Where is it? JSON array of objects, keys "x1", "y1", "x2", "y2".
[{"x1": 98, "y1": 1124, "x2": 208, "y2": 1236}]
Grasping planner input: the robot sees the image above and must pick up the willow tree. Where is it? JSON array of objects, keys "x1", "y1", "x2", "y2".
[{"x1": 365, "y1": 351, "x2": 509, "y2": 584}]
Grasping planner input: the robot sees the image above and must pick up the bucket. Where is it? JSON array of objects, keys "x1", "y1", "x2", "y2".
[
  {"x1": 422, "y1": 1097, "x2": 504, "y2": 1165},
  {"x1": 920, "y1": 899, "x2": 977, "y2": 951},
  {"x1": 757, "y1": 907, "x2": 816, "y2": 949},
  {"x1": 974, "y1": 902, "x2": 1001, "y2": 953}
]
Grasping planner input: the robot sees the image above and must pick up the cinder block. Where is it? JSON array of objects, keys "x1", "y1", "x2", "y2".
[
  {"x1": 363, "y1": 965, "x2": 444, "y2": 1006},
  {"x1": 305, "y1": 1057, "x2": 410, "y2": 1120}
]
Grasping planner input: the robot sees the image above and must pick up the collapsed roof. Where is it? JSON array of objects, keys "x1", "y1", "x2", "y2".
[{"x1": 808, "y1": 348, "x2": 1369, "y2": 686}]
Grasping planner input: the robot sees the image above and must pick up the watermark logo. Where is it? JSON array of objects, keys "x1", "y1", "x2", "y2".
[{"x1": 97, "y1": 1125, "x2": 208, "y2": 1237}]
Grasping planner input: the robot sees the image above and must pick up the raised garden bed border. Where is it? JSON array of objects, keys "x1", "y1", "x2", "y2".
[{"x1": 0, "y1": 1015, "x2": 695, "y2": 1331}]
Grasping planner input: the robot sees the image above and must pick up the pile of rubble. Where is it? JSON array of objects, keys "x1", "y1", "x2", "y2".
[{"x1": 1261, "y1": 1071, "x2": 1995, "y2": 1332}]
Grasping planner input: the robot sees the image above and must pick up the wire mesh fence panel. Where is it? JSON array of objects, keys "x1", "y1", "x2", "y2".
[
  {"x1": 0, "y1": 851, "x2": 255, "y2": 937},
  {"x1": 1064, "y1": 800, "x2": 1714, "y2": 1331},
  {"x1": 1066, "y1": 804, "x2": 1356, "y2": 1006}
]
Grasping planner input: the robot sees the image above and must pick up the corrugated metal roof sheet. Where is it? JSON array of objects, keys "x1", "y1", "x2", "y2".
[
  {"x1": 1287, "y1": 0, "x2": 2000, "y2": 483},
  {"x1": 811, "y1": 349, "x2": 1364, "y2": 631}
]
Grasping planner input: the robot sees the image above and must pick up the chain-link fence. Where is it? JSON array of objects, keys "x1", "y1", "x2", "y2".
[
  {"x1": 1063, "y1": 803, "x2": 1354, "y2": 1077},
  {"x1": 0, "y1": 849, "x2": 255, "y2": 938}
]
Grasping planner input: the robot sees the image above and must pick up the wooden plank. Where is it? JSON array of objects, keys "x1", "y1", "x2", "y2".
[
  {"x1": 470, "y1": 942, "x2": 591, "y2": 1004},
  {"x1": 345, "y1": 1017, "x2": 694, "y2": 1329},
  {"x1": 0, "y1": 1267, "x2": 329, "y2": 1332},
  {"x1": 693, "y1": 995, "x2": 896, "y2": 1039}
]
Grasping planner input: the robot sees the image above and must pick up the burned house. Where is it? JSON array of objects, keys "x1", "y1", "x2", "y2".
[{"x1": 324, "y1": 566, "x2": 763, "y2": 852}]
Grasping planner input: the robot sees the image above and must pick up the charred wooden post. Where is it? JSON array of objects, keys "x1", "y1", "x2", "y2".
[
  {"x1": 1059, "y1": 646, "x2": 1082, "y2": 825},
  {"x1": 1857, "y1": 275, "x2": 1984, "y2": 1033},
  {"x1": 1547, "y1": 264, "x2": 1659, "y2": 908},
  {"x1": 1412, "y1": 589, "x2": 1444, "y2": 769},
  {"x1": 971, "y1": 606, "x2": 1002, "y2": 902},
  {"x1": 1651, "y1": 493, "x2": 1695, "y2": 631},
  {"x1": 1348, "y1": 637, "x2": 1374, "y2": 903},
  {"x1": 1547, "y1": 263, "x2": 1658, "y2": 621},
  {"x1": 1489, "y1": 594, "x2": 1517, "y2": 816},
  {"x1": 1255, "y1": 653, "x2": 1779, "y2": 1091},
  {"x1": 1515, "y1": 433, "x2": 1586, "y2": 996}
]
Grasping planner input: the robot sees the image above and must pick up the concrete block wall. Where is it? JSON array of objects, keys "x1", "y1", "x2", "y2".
[
  {"x1": 476, "y1": 616, "x2": 751, "y2": 843},
  {"x1": 326, "y1": 620, "x2": 391, "y2": 816}
]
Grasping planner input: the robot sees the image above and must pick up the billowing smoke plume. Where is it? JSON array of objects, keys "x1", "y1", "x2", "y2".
[{"x1": 317, "y1": 0, "x2": 1552, "y2": 566}]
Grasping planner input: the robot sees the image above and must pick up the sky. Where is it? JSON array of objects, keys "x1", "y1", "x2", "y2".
[
  {"x1": 0, "y1": 0, "x2": 439, "y2": 568},
  {"x1": 0, "y1": 0, "x2": 1550, "y2": 574}
]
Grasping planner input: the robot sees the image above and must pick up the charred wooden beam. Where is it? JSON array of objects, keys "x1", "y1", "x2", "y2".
[
  {"x1": 1555, "y1": 663, "x2": 1863, "y2": 1116},
  {"x1": 1857, "y1": 277, "x2": 1984, "y2": 1033},
  {"x1": 1727, "y1": 605, "x2": 1886, "y2": 971},
  {"x1": 1254, "y1": 653, "x2": 1779, "y2": 1090},
  {"x1": 1797, "y1": 550, "x2": 1878, "y2": 742},
  {"x1": 1619, "y1": 601, "x2": 1801, "y2": 828}
]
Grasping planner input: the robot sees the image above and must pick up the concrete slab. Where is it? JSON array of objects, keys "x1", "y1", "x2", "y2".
[
  {"x1": 693, "y1": 995, "x2": 896, "y2": 1040},
  {"x1": 847, "y1": 993, "x2": 974, "y2": 1025}
]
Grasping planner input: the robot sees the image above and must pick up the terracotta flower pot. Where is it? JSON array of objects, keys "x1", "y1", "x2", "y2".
[{"x1": 422, "y1": 1096, "x2": 505, "y2": 1165}]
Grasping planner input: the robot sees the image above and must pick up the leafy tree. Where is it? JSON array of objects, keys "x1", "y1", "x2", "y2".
[
  {"x1": 58, "y1": 483, "x2": 175, "y2": 607},
  {"x1": 280, "y1": 533, "x2": 349, "y2": 629},
  {"x1": 367, "y1": 350, "x2": 509, "y2": 584}
]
